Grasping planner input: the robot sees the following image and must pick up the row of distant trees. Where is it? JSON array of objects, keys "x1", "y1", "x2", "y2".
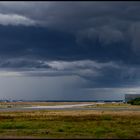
[{"x1": 127, "y1": 97, "x2": 140, "y2": 105}]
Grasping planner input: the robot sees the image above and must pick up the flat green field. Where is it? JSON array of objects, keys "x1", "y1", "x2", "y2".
[{"x1": 0, "y1": 108, "x2": 139, "y2": 139}]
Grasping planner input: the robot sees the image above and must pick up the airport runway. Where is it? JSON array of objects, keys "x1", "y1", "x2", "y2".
[
  {"x1": 23, "y1": 103, "x2": 94, "y2": 109},
  {"x1": 0, "y1": 107, "x2": 140, "y2": 112},
  {"x1": 0, "y1": 104, "x2": 140, "y2": 112}
]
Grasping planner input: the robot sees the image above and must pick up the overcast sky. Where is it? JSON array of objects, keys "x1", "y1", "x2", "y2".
[{"x1": 0, "y1": 2, "x2": 140, "y2": 100}]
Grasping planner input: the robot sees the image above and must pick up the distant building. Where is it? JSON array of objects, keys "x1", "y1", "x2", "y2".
[{"x1": 125, "y1": 94, "x2": 140, "y2": 102}]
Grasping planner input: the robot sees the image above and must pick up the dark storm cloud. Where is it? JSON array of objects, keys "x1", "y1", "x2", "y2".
[
  {"x1": 44, "y1": 60, "x2": 140, "y2": 88},
  {"x1": 0, "y1": 25, "x2": 136, "y2": 64},
  {"x1": 0, "y1": 2, "x2": 139, "y2": 33},
  {"x1": 0, "y1": 2, "x2": 139, "y2": 89},
  {"x1": 0, "y1": 58, "x2": 139, "y2": 89},
  {"x1": 0, "y1": 25, "x2": 80, "y2": 60}
]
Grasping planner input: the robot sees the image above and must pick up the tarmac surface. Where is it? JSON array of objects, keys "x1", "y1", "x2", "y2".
[{"x1": 0, "y1": 103, "x2": 140, "y2": 111}]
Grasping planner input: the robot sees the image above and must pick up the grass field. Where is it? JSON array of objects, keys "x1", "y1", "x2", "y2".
[
  {"x1": 85, "y1": 102, "x2": 140, "y2": 108},
  {"x1": 0, "y1": 105, "x2": 139, "y2": 139}
]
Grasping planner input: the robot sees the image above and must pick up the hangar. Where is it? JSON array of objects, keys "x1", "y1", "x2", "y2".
[{"x1": 125, "y1": 94, "x2": 140, "y2": 102}]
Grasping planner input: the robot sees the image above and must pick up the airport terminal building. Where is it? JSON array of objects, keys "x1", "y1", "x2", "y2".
[{"x1": 125, "y1": 94, "x2": 140, "y2": 102}]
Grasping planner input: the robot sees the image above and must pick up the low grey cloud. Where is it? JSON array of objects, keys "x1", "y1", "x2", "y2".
[
  {"x1": 0, "y1": 13, "x2": 36, "y2": 26},
  {"x1": 0, "y1": 59, "x2": 139, "y2": 89}
]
